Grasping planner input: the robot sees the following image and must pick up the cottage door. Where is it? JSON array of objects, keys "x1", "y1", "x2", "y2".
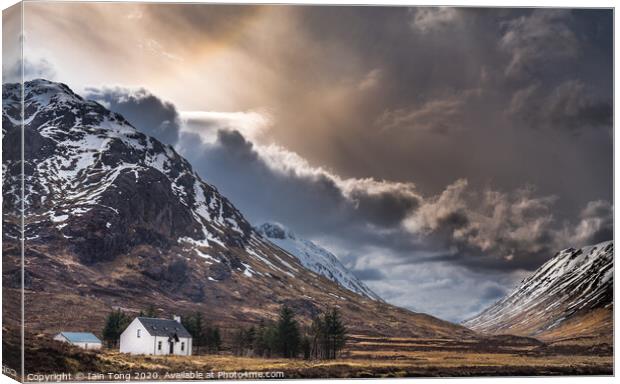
[{"x1": 169, "y1": 341, "x2": 174, "y2": 354}]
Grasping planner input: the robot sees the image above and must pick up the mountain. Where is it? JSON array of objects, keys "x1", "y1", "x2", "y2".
[
  {"x1": 2, "y1": 79, "x2": 473, "y2": 340},
  {"x1": 463, "y1": 241, "x2": 613, "y2": 344},
  {"x1": 257, "y1": 223, "x2": 381, "y2": 301}
]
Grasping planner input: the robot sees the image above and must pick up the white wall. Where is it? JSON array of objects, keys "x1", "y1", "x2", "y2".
[
  {"x1": 119, "y1": 319, "x2": 192, "y2": 356},
  {"x1": 53, "y1": 334, "x2": 65, "y2": 343},
  {"x1": 120, "y1": 318, "x2": 155, "y2": 355},
  {"x1": 74, "y1": 342, "x2": 102, "y2": 350},
  {"x1": 151, "y1": 336, "x2": 192, "y2": 356}
]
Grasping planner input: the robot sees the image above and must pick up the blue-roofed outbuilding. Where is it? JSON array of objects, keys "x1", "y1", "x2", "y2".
[{"x1": 54, "y1": 332, "x2": 102, "y2": 350}]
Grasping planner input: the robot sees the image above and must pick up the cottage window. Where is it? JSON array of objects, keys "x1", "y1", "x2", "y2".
[
  {"x1": 158, "y1": 341, "x2": 162, "y2": 351},
  {"x1": 181, "y1": 342, "x2": 185, "y2": 351},
  {"x1": 137, "y1": 329, "x2": 141, "y2": 338}
]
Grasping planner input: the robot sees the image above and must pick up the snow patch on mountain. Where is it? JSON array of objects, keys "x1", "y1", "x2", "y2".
[
  {"x1": 463, "y1": 240, "x2": 613, "y2": 335},
  {"x1": 257, "y1": 222, "x2": 382, "y2": 301},
  {"x1": 3, "y1": 79, "x2": 252, "y2": 250}
]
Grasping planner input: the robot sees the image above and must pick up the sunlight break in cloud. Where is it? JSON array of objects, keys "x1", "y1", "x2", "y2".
[{"x1": 180, "y1": 110, "x2": 272, "y2": 144}]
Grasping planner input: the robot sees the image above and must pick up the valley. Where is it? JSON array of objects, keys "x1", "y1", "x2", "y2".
[{"x1": 2, "y1": 79, "x2": 614, "y2": 379}]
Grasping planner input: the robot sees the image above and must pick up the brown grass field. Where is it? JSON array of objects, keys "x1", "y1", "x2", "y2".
[{"x1": 6, "y1": 332, "x2": 612, "y2": 380}]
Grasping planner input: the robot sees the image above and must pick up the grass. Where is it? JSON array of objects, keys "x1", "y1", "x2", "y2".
[
  {"x1": 7, "y1": 332, "x2": 612, "y2": 379},
  {"x1": 89, "y1": 335, "x2": 613, "y2": 378}
]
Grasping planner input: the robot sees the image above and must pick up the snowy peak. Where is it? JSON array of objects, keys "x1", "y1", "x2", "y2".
[
  {"x1": 257, "y1": 223, "x2": 382, "y2": 301},
  {"x1": 3, "y1": 79, "x2": 477, "y2": 342},
  {"x1": 463, "y1": 241, "x2": 613, "y2": 341},
  {"x1": 3, "y1": 79, "x2": 254, "y2": 262},
  {"x1": 257, "y1": 222, "x2": 291, "y2": 240}
]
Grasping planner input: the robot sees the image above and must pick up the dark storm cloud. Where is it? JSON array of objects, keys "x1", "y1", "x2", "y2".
[
  {"x1": 509, "y1": 80, "x2": 612, "y2": 133},
  {"x1": 570, "y1": 200, "x2": 614, "y2": 246},
  {"x1": 177, "y1": 128, "x2": 421, "y2": 240},
  {"x1": 42, "y1": 5, "x2": 612, "y2": 320},
  {"x1": 94, "y1": 84, "x2": 611, "y2": 276},
  {"x1": 177, "y1": 120, "x2": 608, "y2": 274},
  {"x1": 85, "y1": 87, "x2": 181, "y2": 145},
  {"x1": 85, "y1": 85, "x2": 399, "y2": 239}
]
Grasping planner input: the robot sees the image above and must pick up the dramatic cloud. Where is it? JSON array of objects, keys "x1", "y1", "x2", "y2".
[
  {"x1": 85, "y1": 87, "x2": 181, "y2": 145},
  {"x1": 404, "y1": 181, "x2": 561, "y2": 269},
  {"x1": 25, "y1": 5, "x2": 611, "y2": 321},
  {"x1": 562, "y1": 200, "x2": 614, "y2": 246},
  {"x1": 91, "y1": 81, "x2": 612, "y2": 320},
  {"x1": 180, "y1": 110, "x2": 271, "y2": 143},
  {"x1": 499, "y1": 10, "x2": 579, "y2": 79},
  {"x1": 509, "y1": 80, "x2": 612, "y2": 133}
]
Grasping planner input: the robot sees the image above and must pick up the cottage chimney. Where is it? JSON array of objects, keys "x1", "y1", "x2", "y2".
[{"x1": 173, "y1": 315, "x2": 181, "y2": 323}]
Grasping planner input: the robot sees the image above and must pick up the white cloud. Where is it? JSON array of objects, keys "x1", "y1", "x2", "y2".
[
  {"x1": 410, "y1": 7, "x2": 462, "y2": 34},
  {"x1": 180, "y1": 110, "x2": 272, "y2": 143}
]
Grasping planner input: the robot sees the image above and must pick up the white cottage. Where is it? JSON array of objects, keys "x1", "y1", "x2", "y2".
[
  {"x1": 53, "y1": 332, "x2": 102, "y2": 350},
  {"x1": 119, "y1": 316, "x2": 192, "y2": 356}
]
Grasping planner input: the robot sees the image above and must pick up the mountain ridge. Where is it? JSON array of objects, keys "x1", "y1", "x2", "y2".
[
  {"x1": 257, "y1": 222, "x2": 381, "y2": 301},
  {"x1": 2, "y1": 79, "x2": 473, "y2": 340},
  {"x1": 463, "y1": 240, "x2": 613, "y2": 344}
]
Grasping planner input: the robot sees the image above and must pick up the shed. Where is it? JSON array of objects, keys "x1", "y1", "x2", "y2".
[{"x1": 54, "y1": 332, "x2": 102, "y2": 350}]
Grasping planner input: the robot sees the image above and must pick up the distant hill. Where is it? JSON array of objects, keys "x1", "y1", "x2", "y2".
[
  {"x1": 257, "y1": 222, "x2": 381, "y2": 301},
  {"x1": 463, "y1": 241, "x2": 613, "y2": 345}
]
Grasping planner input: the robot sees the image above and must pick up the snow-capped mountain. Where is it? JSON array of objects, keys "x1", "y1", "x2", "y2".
[
  {"x1": 3, "y1": 79, "x2": 256, "y2": 263},
  {"x1": 2, "y1": 79, "x2": 473, "y2": 340},
  {"x1": 463, "y1": 241, "x2": 613, "y2": 342},
  {"x1": 257, "y1": 223, "x2": 382, "y2": 301}
]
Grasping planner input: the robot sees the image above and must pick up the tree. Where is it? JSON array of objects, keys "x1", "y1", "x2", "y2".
[
  {"x1": 253, "y1": 320, "x2": 270, "y2": 357},
  {"x1": 102, "y1": 309, "x2": 131, "y2": 348},
  {"x1": 275, "y1": 305, "x2": 301, "y2": 358},
  {"x1": 181, "y1": 313, "x2": 204, "y2": 354},
  {"x1": 205, "y1": 325, "x2": 221, "y2": 354},
  {"x1": 254, "y1": 320, "x2": 278, "y2": 357},
  {"x1": 245, "y1": 326, "x2": 256, "y2": 349},
  {"x1": 309, "y1": 308, "x2": 347, "y2": 360},
  {"x1": 324, "y1": 308, "x2": 347, "y2": 359},
  {"x1": 143, "y1": 305, "x2": 157, "y2": 318},
  {"x1": 309, "y1": 315, "x2": 326, "y2": 359},
  {"x1": 232, "y1": 328, "x2": 247, "y2": 356},
  {"x1": 231, "y1": 326, "x2": 255, "y2": 356},
  {"x1": 300, "y1": 335, "x2": 311, "y2": 360}
]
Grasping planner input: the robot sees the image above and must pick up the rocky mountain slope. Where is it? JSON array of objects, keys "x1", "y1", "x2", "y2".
[
  {"x1": 257, "y1": 222, "x2": 381, "y2": 301},
  {"x1": 463, "y1": 241, "x2": 613, "y2": 344},
  {"x1": 2, "y1": 79, "x2": 474, "y2": 340}
]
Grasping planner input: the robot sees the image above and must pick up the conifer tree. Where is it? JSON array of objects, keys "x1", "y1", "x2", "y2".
[
  {"x1": 324, "y1": 308, "x2": 347, "y2": 359},
  {"x1": 182, "y1": 313, "x2": 204, "y2": 353},
  {"x1": 102, "y1": 309, "x2": 131, "y2": 348},
  {"x1": 275, "y1": 305, "x2": 301, "y2": 358},
  {"x1": 206, "y1": 325, "x2": 222, "y2": 353}
]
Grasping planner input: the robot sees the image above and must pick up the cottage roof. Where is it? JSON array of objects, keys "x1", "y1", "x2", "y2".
[
  {"x1": 58, "y1": 332, "x2": 101, "y2": 343},
  {"x1": 136, "y1": 317, "x2": 192, "y2": 338}
]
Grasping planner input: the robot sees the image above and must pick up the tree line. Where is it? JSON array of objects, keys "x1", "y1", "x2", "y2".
[
  {"x1": 101, "y1": 304, "x2": 347, "y2": 360},
  {"x1": 181, "y1": 312, "x2": 222, "y2": 354},
  {"x1": 232, "y1": 305, "x2": 347, "y2": 360}
]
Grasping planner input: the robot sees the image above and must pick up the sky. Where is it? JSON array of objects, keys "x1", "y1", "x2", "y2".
[{"x1": 4, "y1": 4, "x2": 613, "y2": 322}]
